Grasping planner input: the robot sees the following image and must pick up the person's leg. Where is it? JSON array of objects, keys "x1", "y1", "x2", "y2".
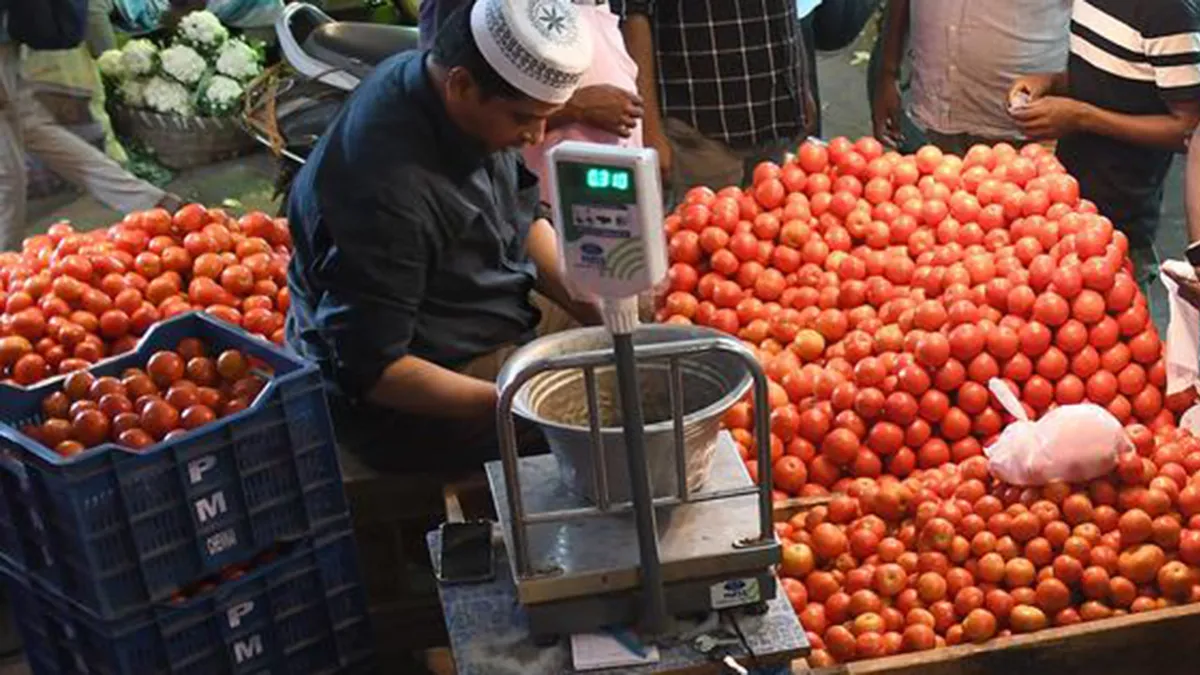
[
  {"x1": 865, "y1": 13, "x2": 926, "y2": 153},
  {"x1": 0, "y1": 45, "x2": 29, "y2": 250},
  {"x1": 800, "y1": 14, "x2": 822, "y2": 137},
  {"x1": 17, "y1": 91, "x2": 167, "y2": 216},
  {"x1": 920, "y1": 130, "x2": 971, "y2": 156},
  {"x1": 1127, "y1": 242, "x2": 1160, "y2": 321},
  {"x1": 663, "y1": 118, "x2": 750, "y2": 195},
  {"x1": 85, "y1": 0, "x2": 119, "y2": 57},
  {"x1": 0, "y1": 51, "x2": 22, "y2": 645}
]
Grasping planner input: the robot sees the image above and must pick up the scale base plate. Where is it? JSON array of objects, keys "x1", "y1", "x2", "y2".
[
  {"x1": 486, "y1": 432, "x2": 780, "y2": 635},
  {"x1": 523, "y1": 569, "x2": 777, "y2": 639}
]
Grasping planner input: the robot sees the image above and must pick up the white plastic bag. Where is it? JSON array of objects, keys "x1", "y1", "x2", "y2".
[
  {"x1": 1160, "y1": 259, "x2": 1200, "y2": 397},
  {"x1": 982, "y1": 379, "x2": 1130, "y2": 486}
]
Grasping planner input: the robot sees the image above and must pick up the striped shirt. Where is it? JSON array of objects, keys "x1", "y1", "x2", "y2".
[
  {"x1": 613, "y1": 0, "x2": 811, "y2": 150},
  {"x1": 1055, "y1": 0, "x2": 1200, "y2": 246}
]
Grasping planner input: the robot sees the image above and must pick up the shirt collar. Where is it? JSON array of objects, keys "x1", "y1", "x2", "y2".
[{"x1": 405, "y1": 51, "x2": 491, "y2": 171}]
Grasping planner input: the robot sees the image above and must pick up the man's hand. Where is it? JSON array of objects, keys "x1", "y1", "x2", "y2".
[
  {"x1": 1164, "y1": 266, "x2": 1200, "y2": 310},
  {"x1": 1010, "y1": 96, "x2": 1087, "y2": 140},
  {"x1": 1008, "y1": 74, "x2": 1059, "y2": 107},
  {"x1": 872, "y1": 74, "x2": 905, "y2": 148},
  {"x1": 567, "y1": 85, "x2": 645, "y2": 138}
]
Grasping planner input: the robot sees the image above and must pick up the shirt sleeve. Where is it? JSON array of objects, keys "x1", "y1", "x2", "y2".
[
  {"x1": 516, "y1": 156, "x2": 551, "y2": 222},
  {"x1": 312, "y1": 181, "x2": 437, "y2": 401},
  {"x1": 1141, "y1": 0, "x2": 1200, "y2": 104}
]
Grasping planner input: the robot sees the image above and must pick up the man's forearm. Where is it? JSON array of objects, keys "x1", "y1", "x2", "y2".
[
  {"x1": 622, "y1": 14, "x2": 665, "y2": 143},
  {"x1": 527, "y1": 219, "x2": 603, "y2": 325},
  {"x1": 1188, "y1": 128, "x2": 1200, "y2": 243},
  {"x1": 877, "y1": 0, "x2": 911, "y2": 81},
  {"x1": 547, "y1": 103, "x2": 579, "y2": 131},
  {"x1": 1076, "y1": 103, "x2": 1198, "y2": 152},
  {"x1": 366, "y1": 355, "x2": 496, "y2": 420}
]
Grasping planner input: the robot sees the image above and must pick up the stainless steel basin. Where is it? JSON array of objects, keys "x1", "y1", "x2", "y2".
[{"x1": 498, "y1": 325, "x2": 753, "y2": 504}]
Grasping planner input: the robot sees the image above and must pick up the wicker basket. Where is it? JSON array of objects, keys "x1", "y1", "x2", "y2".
[{"x1": 110, "y1": 104, "x2": 257, "y2": 170}]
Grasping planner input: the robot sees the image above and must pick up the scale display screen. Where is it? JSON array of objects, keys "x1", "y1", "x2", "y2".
[
  {"x1": 557, "y1": 161, "x2": 638, "y2": 204},
  {"x1": 583, "y1": 167, "x2": 631, "y2": 191}
]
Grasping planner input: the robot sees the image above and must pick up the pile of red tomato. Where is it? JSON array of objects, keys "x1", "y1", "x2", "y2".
[
  {"x1": 22, "y1": 337, "x2": 269, "y2": 457},
  {"x1": 655, "y1": 137, "x2": 1200, "y2": 663},
  {"x1": 659, "y1": 138, "x2": 1186, "y2": 496},
  {"x1": 0, "y1": 204, "x2": 291, "y2": 385},
  {"x1": 777, "y1": 435, "x2": 1200, "y2": 665}
]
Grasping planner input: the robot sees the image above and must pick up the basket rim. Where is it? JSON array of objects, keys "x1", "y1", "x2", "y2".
[
  {"x1": 0, "y1": 311, "x2": 318, "y2": 467},
  {"x1": 109, "y1": 102, "x2": 248, "y2": 129}
]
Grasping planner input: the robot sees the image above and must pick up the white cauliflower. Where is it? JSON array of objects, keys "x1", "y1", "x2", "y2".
[
  {"x1": 215, "y1": 39, "x2": 261, "y2": 82},
  {"x1": 200, "y1": 75, "x2": 244, "y2": 116},
  {"x1": 119, "y1": 78, "x2": 148, "y2": 107},
  {"x1": 144, "y1": 76, "x2": 194, "y2": 117},
  {"x1": 119, "y1": 39, "x2": 158, "y2": 78},
  {"x1": 160, "y1": 44, "x2": 207, "y2": 85},
  {"x1": 177, "y1": 10, "x2": 228, "y2": 53},
  {"x1": 96, "y1": 49, "x2": 125, "y2": 81}
]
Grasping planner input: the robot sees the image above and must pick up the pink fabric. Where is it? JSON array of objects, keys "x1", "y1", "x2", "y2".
[{"x1": 522, "y1": 6, "x2": 643, "y2": 205}]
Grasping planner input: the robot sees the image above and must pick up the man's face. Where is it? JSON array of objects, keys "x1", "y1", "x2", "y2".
[{"x1": 446, "y1": 69, "x2": 561, "y2": 152}]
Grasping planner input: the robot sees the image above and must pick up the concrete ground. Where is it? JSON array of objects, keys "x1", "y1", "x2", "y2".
[{"x1": 25, "y1": 152, "x2": 281, "y2": 237}]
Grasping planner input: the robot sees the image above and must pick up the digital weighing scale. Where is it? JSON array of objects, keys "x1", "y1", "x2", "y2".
[{"x1": 486, "y1": 141, "x2": 783, "y2": 641}]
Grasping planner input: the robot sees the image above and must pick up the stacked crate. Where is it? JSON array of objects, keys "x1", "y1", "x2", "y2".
[{"x1": 0, "y1": 312, "x2": 373, "y2": 673}]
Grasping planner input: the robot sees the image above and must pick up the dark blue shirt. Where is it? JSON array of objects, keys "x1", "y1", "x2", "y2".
[{"x1": 285, "y1": 50, "x2": 541, "y2": 407}]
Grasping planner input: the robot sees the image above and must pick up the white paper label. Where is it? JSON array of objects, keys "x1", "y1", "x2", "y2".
[{"x1": 710, "y1": 577, "x2": 761, "y2": 610}]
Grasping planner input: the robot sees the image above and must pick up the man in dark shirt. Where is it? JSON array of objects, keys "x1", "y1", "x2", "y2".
[
  {"x1": 613, "y1": 0, "x2": 816, "y2": 195},
  {"x1": 1009, "y1": 0, "x2": 1200, "y2": 300},
  {"x1": 286, "y1": 0, "x2": 600, "y2": 473}
]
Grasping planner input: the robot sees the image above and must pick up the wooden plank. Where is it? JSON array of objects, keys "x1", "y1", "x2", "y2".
[{"x1": 792, "y1": 600, "x2": 1200, "y2": 675}]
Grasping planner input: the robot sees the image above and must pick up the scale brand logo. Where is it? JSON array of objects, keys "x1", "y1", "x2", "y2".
[
  {"x1": 602, "y1": 239, "x2": 645, "y2": 281},
  {"x1": 710, "y1": 577, "x2": 761, "y2": 610}
]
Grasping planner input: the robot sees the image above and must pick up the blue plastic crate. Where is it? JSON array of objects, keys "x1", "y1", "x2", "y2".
[
  {"x1": 0, "y1": 529, "x2": 375, "y2": 675},
  {"x1": 0, "y1": 312, "x2": 351, "y2": 621}
]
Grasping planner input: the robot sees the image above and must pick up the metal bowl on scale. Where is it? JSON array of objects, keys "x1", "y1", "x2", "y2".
[{"x1": 501, "y1": 324, "x2": 753, "y2": 505}]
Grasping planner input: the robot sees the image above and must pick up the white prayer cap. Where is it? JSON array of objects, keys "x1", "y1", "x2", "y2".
[{"x1": 470, "y1": 0, "x2": 594, "y2": 105}]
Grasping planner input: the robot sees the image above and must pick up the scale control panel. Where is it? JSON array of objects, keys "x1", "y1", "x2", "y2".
[{"x1": 546, "y1": 142, "x2": 667, "y2": 300}]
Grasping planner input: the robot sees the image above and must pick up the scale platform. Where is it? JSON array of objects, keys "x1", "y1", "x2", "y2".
[{"x1": 485, "y1": 432, "x2": 781, "y2": 637}]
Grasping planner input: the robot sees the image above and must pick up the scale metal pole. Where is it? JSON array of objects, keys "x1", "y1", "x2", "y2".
[{"x1": 611, "y1": 333, "x2": 669, "y2": 635}]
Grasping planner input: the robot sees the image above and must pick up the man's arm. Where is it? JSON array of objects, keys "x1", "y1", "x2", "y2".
[
  {"x1": 1188, "y1": 126, "x2": 1200, "y2": 243},
  {"x1": 1011, "y1": 95, "x2": 1200, "y2": 151},
  {"x1": 547, "y1": 85, "x2": 645, "y2": 136},
  {"x1": 870, "y1": 0, "x2": 909, "y2": 147},
  {"x1": 618, "y1": 2, "x2": 671, "y2": 178},
  {"x1": 526, "y1": 218, "x2": 604, "y2": 326},
  {"x1": 366, "y1": 356, "x2": 497, "y2": 420},
  {"x1": 317, "y1": 191, "x2": 498, "y2": 421},
  {"x1": 1076, "y1": 100, "x2": 1200, "y2": 151}
]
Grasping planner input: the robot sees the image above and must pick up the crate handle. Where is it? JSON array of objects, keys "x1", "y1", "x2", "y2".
[{"x1": 152, "y1": 535, "x2": 311, "y2": 610}]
